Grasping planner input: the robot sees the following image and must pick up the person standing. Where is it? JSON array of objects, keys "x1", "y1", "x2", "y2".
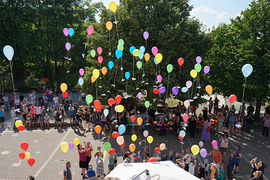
[
  {"x1": 207, "y1": 146, "x2": 222, "y2": 176},
  {"x1": 3, "y1": 94, "x2": 9, "y2": 111},
  {"x1": 68, "y1": 104, "x2": 75, "y2": 123},
  {"x1": 0, "y1": 106, "x2": 6, "y2": 127},
  {"x1": 9, "y1": 95, "x2": 14, "y2": 109},
  {"x1": 77, "y1": 143, "x2": 88, "y2": 179},
  {"x1": 228, "y1": 113, "x2": 235, "y2": 134},
  {"x1": 209, "y1": 97, "x2": 213, "y2": 114},
  {"x1": 108, "y1": 153, "x2": 115, "y2": 173},
  {"x1": 159, "y1": 118, "x2": 166, "y2": 137},
  {"x1": 227, "y1": 152, "x2": 236, "y2": 180},
  {"x1": 68, "y1": 91, "x2": 72, "y2": 105},
  {"x1": 10, "y1": 107, "x2": 16, "y2": 129},
  {"x1": 53, "y1": 94, "x2": 60, "y2": 109},
  {"x1": 234, "y1": 145, "x2": 242, "y2": 174},
  {"x1": 189, "y1": 115, "x2": 197, "y2": 139},
  {"x1": 43, "y1": 94, "x2": 48, "y2": 111},
  {"x1": 201, "y1": 119, "x2": 211, "y2": 142},
  {"x1": 250, "y1": 158, "x2": 265, "y2": 180},
  {"x1": 246, "y1": 112, "x2": 254, "y2": 132},
  {"x1": 247, "y1": 103, "x2": 255, "y2": 114},
  {"x1": 95, "y1": 151, "x2": 104, "y2": 178},
  {"x1": 48, "y1": 92, "x2": 54, "y2": 111},
  {"x1": 262, "y1": 114, "x2": 270, "y2": 137},
  {"x1": 63, "y1": 161, "x2": 72, "y2": 180},
  {"x1": 219, "y1": 132, "x2": 229, "y2": 164},
  {"x1": 85, "y1": 142, "x2": 93, "y2": 167}
]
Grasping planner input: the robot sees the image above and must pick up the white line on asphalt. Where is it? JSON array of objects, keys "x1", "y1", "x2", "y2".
[
  {"x1": 34, "y1": 129, "x2": 71, "y2": 178},
  {"x1": 229, "y1": 140, "x2": 269, "y2": 180}
]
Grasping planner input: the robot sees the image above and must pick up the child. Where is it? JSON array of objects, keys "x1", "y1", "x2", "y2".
[
  {"x1": 39, "y1": 114, "x2": 44, "y2": 129},
  {"x1": 44, "y1": 114, "x2": 50, "y2": 128},
  {"x1": 129, "y1": 153, "x2": 135, "y2": 163},
  {"x1": 169, "y1": 151, "x2": 174, "y2": 161},
  {"x1": 189, "y1": 160, "x2": 197, "y2": 175},
  {"x1": 26, "y1": 112, "x2": 32, "y2": 129},
  {"x1": 10, "y1": 107, "x2": 16, "y2": 127},
  {"x1": 210, "y1": 163, "x2": 216, "y2": 180},
  {"x1": 137, "y1": 151, "x2": 142, "y2": 162},
  {"x1": 218, "y1": 164, "x2": 226, "y2": 180},
  {"x1": 204, "y1": 159, "x2": 210, "y2": 180},
  {"x1": 87, "y1": 165, "x2": 96, "y2": 179},
  {"x1": 198, "y1": 162, "x2": 205, "y2": 179}
]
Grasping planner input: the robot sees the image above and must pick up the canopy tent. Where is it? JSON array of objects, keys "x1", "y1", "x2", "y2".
[{"x1": 105, "y1": 160, "x2": 200, "y2": 180}]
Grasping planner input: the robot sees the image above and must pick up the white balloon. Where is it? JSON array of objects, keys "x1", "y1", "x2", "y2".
[
  {"x1": 78, "y1": 78, "x2": 84, "y2": 86},
  {"x1": 184, "y1": 100, "x2": 190, "y2": 108},
  {"x1": 3, "y1": 45, "x2": 14, "y2": 61},
  {"x1": 186, "y1": 80, "x2": 192, "y2": 88},
  {"x1": 116, "y1": 136, "x2": 124, "y2": 145}
]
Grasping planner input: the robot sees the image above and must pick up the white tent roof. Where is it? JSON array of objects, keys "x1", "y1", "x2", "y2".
[{"x1": 106, "y1": 160, "x2": 200, "y2": 180}]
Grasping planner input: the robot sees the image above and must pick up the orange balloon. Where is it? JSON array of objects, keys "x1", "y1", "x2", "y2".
[
  {"x1": 95, "y1": 125, "x2": 101, "y2": 134},
  {"x1": 137, "y1": 117, "x2": 143, "y2": 126},
  {"x1": 106, "y1": 21, "x2": 113, "y2": 31},
  {"x1": 91, "y1": 76, "x2": 96, "y2": 83},
  {"x1": 129, "y1": 143, "x2": 136, "y2": 152},
  {"x1": 102, "y1": 67, "x2": 107, "y2": 76},
  {"x1": 144, "y1": 53, "x2": 150, "y2": 62}
]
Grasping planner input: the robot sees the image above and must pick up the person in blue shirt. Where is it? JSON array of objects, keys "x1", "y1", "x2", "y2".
[
  {"x1": 227, "y1": 152, "x2": 236, "y2": 180},
  {"x1": 218, "y1": 164, "x2": 226, "y2": 180},
  {"x1": 87, "y1": 165, "x2": 96, "y2": 179},
  {"x1": 47, "y1": 92, "x2": 54, "y2": 111},
  {"x1": 142, "y1": 111, "x2": 150, "y2": 129}
]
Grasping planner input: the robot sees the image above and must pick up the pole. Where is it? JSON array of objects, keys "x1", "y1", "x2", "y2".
[
  {"x1": 10, "y1": 61, "x2": 15, "y2": 93},
  {"x1": 242, "y1": 78, "x2": 247, "y2": 102}
]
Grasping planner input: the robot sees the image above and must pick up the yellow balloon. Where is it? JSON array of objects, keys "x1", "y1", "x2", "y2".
[
  {"x1": 93, "y1": 69, "x2": 100, "y2": 79},
  {"x1": 131, "y1": 134, "x2": 137, "y2": 142},
  {"x1": 91, "y1": 76, "x2": 96, "y2": 83},
  {"x1": 155, "y1": 53, "x2": 163, "y2": 63},
  {"x1": 61, "y1": 142, "x2": 69, "y2": 153},
  {"x1": 133, "y1": 49, "x2": 140, "y2": 57},
  {"x1": 15, "y1": 120, "x2": 23, "y2": 128},
  {"x1": 109, "y1": 1, "x2": 117, "y2": 13},
  {"x1": 265, "y1": 103, "x2": 270, "y2": 108},
  {"x1": 144, "y1": 53, "x2": 150, "y2": 62},
  {"x1": 205, "y1": 85, "x2": 213, "y2": 94},
  {"x1": 190, "y1": 69, "x2": 197, "y2": 79},
  {"x1": 137, "y1": 117, "x2": 143, "y2": 126},
  {"x1": 74, "y1": 138, "x2": 80, "y2": 146},
  {"x1": 191, "y1": 145, "x2": 200, "y2": 155},
  {"x1": 102, "y1": 67, "x2": 108, "y2": 75},
  {"x1": 25, "y1": 152, "x2": 31, "y2": 159},
  {"x1": 60, "y1": 83, "x2": 68, "y2": 92},
  {"x1": 159, "y1": 143, "x2": 166, "y2": 151},
  {"x1": 129, "y1": 143, "x2": 136, "y2": 152},
  {"x1": 116, "y1": 136, "x2": 124, "y2": 145},
  {"x1": 117, "y1": 105, "x2": 124, "y2": 113},
  {"x1": 147, "y1": 135, "x2": 153, "y2": 144},
  {"x1": 106, "y1": 21, "x2": 113, "y2": 31}
]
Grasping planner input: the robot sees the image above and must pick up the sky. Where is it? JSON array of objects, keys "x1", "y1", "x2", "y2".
[{"x1": 92, "y1": 0, "x2": 253, "y2": 29}]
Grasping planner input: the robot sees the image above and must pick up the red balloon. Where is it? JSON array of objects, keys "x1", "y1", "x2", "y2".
[
  {"x1": 28, "y1": 157, "x2": 35, "y2": 167},
  {"x1": 178, "y1": 135, "x2": 184, "y2": 139},
  {"x1": 19, "y1": 152, "x2": 25, "y2": 159},
  {"x1": 62, "y1": 92, "x2": 68, "y2": 98},
  {"x1": 18, "y1": 125, "x2": 25, "y2": 131},
  {"x1": 109, "y1": 148, "x2": 115, "y2": 155},
  {"x1": 115, "y1": 95, "x2": 122, "y2": 105},
  {"x1": 229, "y1": 94, "x2": 237, "y2": 103},
  {"x1": 178, "y1": 58, "x2": 184, "y2": 67},
  {"x1": 148, "y1": 157, "x2": 157, "y2": 162},
  {"x1": 155, "y1": 147, "x2": 161, "y2": 152},
  {"x1": 120, "y1": 142, "x2": 125, "y2": 147},
  {"x1": 130, "y1": 115, "x2": 136, "y2": 123},
  {"x1": 20, "y1": 141, "x2": 29, "y2": 151},
  {"x1": 153, "y1": 88, "x2": 159, "y2": 94},
  {"x1": 94, "y1": 100, "x2": 101, "y2": 107},
  {"x1": 112, "y1": 132, "x2": 120, "y2": 138},
  {"x1": 108, "y1": 98, "x2": 115, "y2": 106},
  {"x1": 96, "y1": 106, "x2": 101, "y2": 112}
]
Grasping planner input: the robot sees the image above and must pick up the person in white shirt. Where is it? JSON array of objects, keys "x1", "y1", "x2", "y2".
[
  {"x1": 36, "y1": 104, "x2": 42, "y2": 119},
  {"x1": 53, "y1": 94, "x2": 59, "y2": 108},
  {"x1": 14, "y1": 96, "x2": 20, "y2": 109},
  {"x1": 43, "y1": 94, "x2": 48, "y2": 110},
  {"x1": 189, "y1": 160, "x2": 197, "y2": 175},
  {"x1": 10, "y1": 107, "x2": 16, "y2": 129}
]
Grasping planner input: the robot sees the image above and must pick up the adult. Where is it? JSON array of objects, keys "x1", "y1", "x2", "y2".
[
  {"x1": 77, "y1": 143, "x2": 87, "y2": 178},
  {"x1": 216, "y1": 113, "x2": 224, "y2": 135},
  {"x1": 63, "y1": 161, "x2": 72, "y2": 180},
  {"x1": 230, "y1": 105, "x2": 236, "y2": 114},
  {"x1": 53, "y1": 94, "x2": 60, "y2": 109},
  {"x1": 262, "y1": 114, "x2": 270, "y2": 137},
  {"x1": 201, "y1": 119, "x2": 211, "y2": 142},
  {"x1": 239, "y1": 102, "x2": 246, "y2": 117},
  {"x1": 68, "y1": 104, "x2": 75, "y2": 123},
  {"x1": 247, "y1": 103, "x2": 255, "y2": 114},
  {"x1": 3, "y1": 94, "x2": 9, "y2": 111},
  {"x1": 130, "y1": 106, "x2": 139, "y2": 116},
  {"x1": 85, "y1": 142, "x2": 93, "y2": 167},
  {"x1": 235, "y1": 114, "x2": 244, "y2": 135},
  {"x1": 148, "y1": 106, "x2": 155, "y2": 124},
  {"x1": 251, "y1": 171, "x2": 263, "y2": 180},
  {"x1": 55, "y1": 108, "x2": 62, "y2": 129},
  {"x1": 219, "y1": 132, "x2": 229, "y2": 163},
  {"x1": 95, "y1": 151, "x2": 104, "y2": 178},
  {"x1": 246, "y1": 112, "x2": 254, "y2": 132},
  {"x1": 43, "y1": 94, "x2": 48, "y2": 111},
  {"x1": 64, "y1": 98, "x2": 70, "y2": 113},
  {"x1": 183, "y1": 148, "x2": 191, "y2": 172},
  {"x1": 208, "y1": 97, "x2": 213, "y2": 114},
  {"x1": 228, "y1": 112, "x2": 235, "y2": 134},
  {"x1": 0, "y1": 106, "x2": 6, "y2": 127},
  {"x1": 9, "y1": 95, "x2": 14, "y2": 109},
  {"x1": 108, "y1": 153, "x2": 115, "y2": 173},
  {"x1": 189, "y1": 115, "x2": 197, "y2": 139},
  {"x1": 14, "y1": 96, "x2": 20, "y2": 109},
  {"x1": 234, "y1": 145, "x2": 242, "y2": 174},
  {"x1": 59, "y1": 104, "x2": 66, "y2": 123},
  {"x1": 207, "y1": 146, "x2": 222, "y2": 176},
  {"x1": 250, "y1": 157, "x2": 265, "y2": 180},
  {"x1": 47, "y1": 92, "x2": 54, "y2": 111},
  {"x1": 227, "y1": 152, "x2": 236, "y2": 180},
  {"x1": 159, "y1": 118, "x2": 166, "y2": 137},
  {"x1": 94, "y1": 146, "x2": 104, "y2": 158},
  {"x1": 202, "y1": 107, "x2": 208, "y2": 120},
  {"x1": 142, "y1": 111, "x2": 150, "y2": 129},
  {"x1": 68, "y1": 91, "x2": 72, "y2": 105}
]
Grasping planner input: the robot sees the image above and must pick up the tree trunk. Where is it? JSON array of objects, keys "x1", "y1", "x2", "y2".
[{"x1": 255, "y1": 100, "x2": 262, "y2": 121}]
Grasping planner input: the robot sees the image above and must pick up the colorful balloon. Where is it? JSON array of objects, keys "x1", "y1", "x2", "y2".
[
  {"x1": 60, "y1": 83, "x2": 68, "y2": 92},
  {"x1": 137, "y1": 93, "x2": 142, "y2": 99},
  {"x1": 242, "y1": 64, "x2": 253, "y2": 78},
  {"x1": 137, "y1": 117, "x2": 143, "y2": 125},
  {"x1": 65, "y1": 43, "x2": 71, "y2": 51},
  {"x1": 117, "y1": 105, "x2": 124, "y2": 113},
  {"x1": 129, "y1": 46, "x2": 136, "y2": 54},
  {"x1": 159, "y1": 143, "x2": 166, "y2": 151},
  {"x1": 18, "y1": 125, "x2": 25, "y2": 131},
  {"x1": 90, "y1": 50, "x2": 96, "y2": 57},
  {"x1": 69, "y1": 142, "x2": 74, "y2": 149},
  {"x1": 133, "y1": 49, "x2": 140, "y2": 57},
  {"x1": 155, "y1": 147, "x2": 161, "y2": 152},
  {"x1": 205, "y1": 85, "x2": 213, "y2": 94},
  {"x1": 118, "y1": 39, "x2": 124, "y2": 45},
  {"x1": 78, "y1": 78, "x2": 84, "y2": 86},
  {"x1": 15, "y1": 120, "x2": 23, "y2": 128},
  {"x1": 155, "y1": 53, "x2": 163, "y2": 63},
  {"x1": 148, "y1": 157, "x2": 157, "y2": 162},
  {"x1": 93, "y1": 69, "x2": 100, "y2": 79},
  {"x1": 147, "y1": 136, "x2": 153, "y2": 144},
  {"x1": 112, "y1": 131, "x2": 120, "y2": 138},
  {"x1": 151, "y1": 46, "x2": 158, "y2": 56},
  {"x1": 200, "y1": 148, "x2": 207, "y2": 158},
  {"x1": 136, "y1": 61, "x2": 142, "y2": 69},
  {"x1": 130, "y1": 115, "x2": 136, "y2": 123},
  {"x1": 103, "y1": 109, "x2": 109, "y2": 117},
  {"x1": 199, "y1": 141, "x2": 204, "y2": 148},
  {"x1": 104, "y1": 142, "x2": 111, "y2": 152},
  {"x1": 74, "y1": 138, "x2": 80, "y2": 146},
  {"x1": 172, "y1": 87, "x2": 179, "y2": 95},
  {"x1": 101, "y1": 67, "x2": 107, "y2": 75},
  {"x1": 157, "y1": 75, "x2": 162, "y2": 83},
  {"x1": 106, "y1": 21, "x2": 113, "y2": 31},
  {"x1": 179, "y1": 130, "x2": 186, "y2": 137},
  {"x1": 115, "y1": 49, "x2": 123, "y2": 59},
  {"x1": 95, "y1": 125, "x2": 102, "y2": 134},
  {"x1": 131, "y1": 134, "x2": 137, "y2": 142},
  {"x1": 118, "y1": 124, "x2": 126, "y2": 135},
  {"x1": 159, "y1": 87, "x2": 166, "y2": 94},
  {"x1": 3, "y1": 45, "x2": 14, "y2": 61},
  {"x1": 144, "y1": 53, "x2": 150, "y2": 62},
  {"x1": 87, "y1": 26, "x2": 94, "y2": 36},
  {"x1": 25, "y1": 152, "x2": 31, "y2": 159},
  {"x1": 195, "y1": 64, "x2": 202, "y2": 72},
  {"x1": 167, "y1": 64, "x2": 173, "y2": 73},
  {"x1": 98, "y1": 56, "x2": 103, "y2": 64},
  {"x1": 212, "y1": 140, "x2": 218, "y2": 147},
  {"x1": 63, "y1": 92, "x2": 68, "y2": 98},
  {"x1": 184, "y1": 100, "x2": 190, "y2": 108},
  {"x1": 19, "y1": 152, "x2": 25, "y2": 159},
  {"x1": 181, "y1": 87, "x2": 188, "y2": 93},
  {"x1": 178, "y1": 58, "x2": 184, "y2": 67},
  {"x1": 125, "y1": 72, "x2": 130, "y2": 80},
  {"x1": 153, "y1": 88, "x2": 159, "y2": 94},
  {"x1": 183, "y1": 113, "x2": 189, "y2": 122},
  {"x1": 63, "y1": 28, "x2": 69, "y2": 36},
  {"x1": 144, "y1": 101, "x2": 150, "y2": 108},
  {"x1": 79, "y1": 68, "x2": 85, "y2": 76},
  {"x1": 204, "y1": 66, "x2": 210, "y2": 74},
  {"x1": 61, "y1": 142, "x2": 69, "y2": 153},
  {"x1": 94, "y1": 100, "x2": 101, "y2": 107},
  {"x1": 143, "y1": 31, "x2": 149, "y2": 40},
  {"x1": 91, "y1": 76, "x2": 96, "y2": 83},
  {"x1": 108, "y1": 61, "x2": 114, "y2": 70},
  {"x1": 186, "y1": 81, "x2": 192, "y2": 88},
  {"x1": 116, "y1": 136, "x2": 124, "y2": 145},
  {"x1": 68, "y1": 28, "x2": 74, "y2": 37},
  {"x1": 229, "y1": 94, "x2": 237, "y2": 103},
  {"x1": 115, "y1": 95, "x2": 122, "y2": 105},
  {"x1": 196, "y1": 56, "x2": 202, "y2": 64},
  {"x1": 191, "y1": 145, "x2": 200, "y2": 155},
  {"x1": 109, "y1": 1, "x2": 117, "y2": 13},
  {"x1": 27, "y1": 157, "x2": 35, "y2": 167},
  {"x1": 86, "y1": 95, "x2": 93, "y2": 104},
  {"x1": 190, "y1": 70, "x2": 197, "y2": 78},
  {"x1": 143, "y1": 130, "x2": 149, "y2": 137},
  {"x1": 109, "y1": 148, "x2": 115, "y2": 155},
  {"x1": 129, "y1": 143, "x2": 136, "y2": 152},
  {"x1": 117, "y1": 44, "x2": 124, "y2": 51}
]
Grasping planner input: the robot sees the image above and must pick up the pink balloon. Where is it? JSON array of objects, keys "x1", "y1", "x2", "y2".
[
  {"x1": 200, "y1": 148, "x2": 207, "y2": 158},
  {"x1": 63, "y1": 28, "x2": 69, "y2": 36},
  {"x1": 65, "y1": 43, "x2": 71, "y2": 51},
  {"x1": 186, "y1": 80, "x2": 192, "y2": 88},
  {"x1": 97, "y1": 47, "x2": 103, "y2": 55},
  {"x1": 79, "y1": 68, "x2": 85, "y2": 76},
  {"x1": 137, "y1": 93, "x2": 142, "y2": 99},
  {"x1": 87, "y1": 26, "x2": 94, "y2": 36},
  {"x1": 212, "y1": 140, "x2": 218, "y2": 147},
  {"x1": 183, "y1": 113, "x2": 189, "y2": 122},
  {"x1": 152, "y1": 46, "x2": 158, "y2": 56},
  {"x1": 98, "y1": 56, "x2": 103, "y2": 64},
  {"x1": 199, "y1": 141, "x2": 204, "y2": 148},
  {"x1": 143, "y1": 130, "x2": 149, "y2": 138},
  {"x1": 157, "y1": 75, "x2": 162, "y2": 83}
]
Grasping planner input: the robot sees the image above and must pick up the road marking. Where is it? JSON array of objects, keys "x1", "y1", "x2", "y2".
[
  {"x1": 103, "y1": 126, "x2": 112, "y2": 161},
  {"x1": 34, "y1": 129, "x2": 71, "y2": 178}
]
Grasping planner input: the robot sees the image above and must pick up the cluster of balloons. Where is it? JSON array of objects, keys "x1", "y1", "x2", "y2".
[
  {"x1": 63, "y1": 28, "x2": 74, "y2": 51},
  {"x1": 15, "y1": 120, "x2": 25, "y2": 131},
  {"x1": 103, "y1": 142, "x2": 116, "y2": 156},
  {"x1": 61, "y1": 138, "x2": 80, "y2": 153},
  {"x1": 94, "y1": 100, "x2": 102, "y2": 112},
  {"x1": 60, "y1": 83, "x2": 69, "y2": 98},
  {"x1": 20, "y1": 141, "x2": 35, "y2": 167}
]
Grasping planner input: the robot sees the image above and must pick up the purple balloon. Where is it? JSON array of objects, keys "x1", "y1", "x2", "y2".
[
  {"x1": 204, "y1": 66, "x2": 210, "y2": 74},
  {"x1": 196, "y1": 56, "x2": 202, "y2": 64},
  {"x1": 200, "y1": 148, "x2": 207, "y2": 158},
  {"x1": 69, "y1": 142, "x2": 74, "y2": 149},
  {"x1": 65, "y1": 43, "x2": 71, "y2": 51},
  {"x1": 143, "y1": 31, "x2": 149, "y2": 40},
  {"x1": 159, "y1": 87, "x2": 166, "y2": 94},
  {"x1": 172, "y1": 87, "x2": 179, "y2": 95},
  {"x1": 137, "y1": 92, "x2": 142, "y2": 99}
]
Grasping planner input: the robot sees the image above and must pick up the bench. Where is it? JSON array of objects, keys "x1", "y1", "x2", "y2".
[{"x1": 155, "y1": 128, "x2": 175, "y2": 131}]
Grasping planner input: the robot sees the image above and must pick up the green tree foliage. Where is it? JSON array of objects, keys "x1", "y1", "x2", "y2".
[{"x1": 205, "y1": 0, "x2": 270, "y2": 119}]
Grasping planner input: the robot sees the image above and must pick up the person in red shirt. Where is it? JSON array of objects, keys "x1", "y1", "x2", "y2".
[{"x1": 207, "y1": 146, "x2": 222, "y2": 177}]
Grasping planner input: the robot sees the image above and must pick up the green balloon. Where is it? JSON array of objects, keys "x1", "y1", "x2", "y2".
[
  {"x1": 194, "y1": 63, "x2": 202, "y2": 72},
  {"x1": 103, "y1": 142, "x2": 111, "y2": 153},
  {"x1": 117, "y1": 44, "x2": 124, "y2": 51},
  {"x1": 167, "y1": 64, "x2": 173, "y2": 73},
  {"x1": 86, "y1": 94, "x2": 93, "y2": 104},
  {"x1": 118, "y1": 39, "x2": 124, "y2": 45},
  {"x1": 145, "y1": 101, "x2": 150, "y2": 108},
  {"x1": 136, "y1": 61, "x2": 142, "y2": 69},
  {"x1": 90, "y1": 50, "x2": 96, "y2": 57}
]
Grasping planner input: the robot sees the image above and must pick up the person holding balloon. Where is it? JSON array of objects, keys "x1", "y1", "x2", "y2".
[{"x1": 77, "y1": 143, "x2": 88, "y2": 178}]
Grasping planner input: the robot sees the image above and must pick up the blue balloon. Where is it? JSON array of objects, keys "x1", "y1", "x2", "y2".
[
  {"x1": 103, "y1": 109, "x2": 109, "y2": 117},
  {"x1": 154, "y1": 57, "x2": 158, "y2": 65},
  {"x1": 3, "y1": 45, "x2": 14, "y2": 61},
  {"x1": 242, "y1": 64, "x2": 253, "y2": 78},
  {"x1": 129, "y1": 46, "x2": 136, "y2": 54},
  {"x1": 139, "y1": 46, "x2": 145, "y2": 53},
  {"x1": 118, "y1": 124, "x2": 126, "y2": 135},
  {"x1": 78, "y1": 78, "x2": 84, "y2": 86},
  {"x1": 125, "y1": 72, "x2": 130, "y2": 79},
  {"x1": 108, "y1": 61, "x2": 114, "y2": 70},
  {"x1": 138, "y1": 52, "x2": 144, "y2": 60},
  {"x1": 179, "y1": 130, "x2": 186, "y2": 137},
  {"x1": 115, "y1": 49, "x2": 123, "y2": 59},
  {"x1": 115, "y1": 105, "x2": 118, "y2": 112},
  {"x1": 181, "y1": 87, "x2": 188, "y2": 93},
  {"x1": 68, "y1": 28, "x2": 74, "y2": 37}
]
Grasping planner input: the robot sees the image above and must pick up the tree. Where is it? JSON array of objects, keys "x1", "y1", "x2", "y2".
[{"x1": 205, "y1": 0, "x2": 270, "y2": 120}]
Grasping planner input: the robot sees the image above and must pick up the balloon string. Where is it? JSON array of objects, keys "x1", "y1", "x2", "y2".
[
  {"x1": 114, "y1": 14, "x2": 119, "y2": 40},
  {"x1": 155, "y1": 64, "x2": 157, "y2": 77},
  {"x1": 83, "y1": 36, "x2": 89, "y2": 54},
  {"x1": 109, "y1": 31, "x2": 111, "y2": 53},
  {"x1": 121, "y1": 56, "x2": 123, "y2": 80},
  {"x1": 10, "y1": 61, "x2": 15, "y2": 93},
  {"x1": 90, "y1": 81, "x2": 93, "y2": 95},
  {"x1": 126, "y1": 80, "x2": 128, "y2": 93},
  {"x1": 179, "y1": 67, "x2": 181, "y2": 87},
  {"x1": 132, "y1": 56, "x2": 135, "y2": 78},
  {"x1": 159, "y1": 64, "x2": 160, "y2": 75},
  {"x1": 146, "y1": 62, "x2": 148, "y2": 83},
  {"x1": 96, "y1": 80, "x2": 98, "y2": 99},
  {"x1": 191, "y1": 79, "x2": 195, "y2": 98},
  {"x1": 197, "y1": 75, "x2": 206, "y2": 97},
  {"x1": 167, "y1": 74, "x2": 170, "y2": 99},
  {"x1": 114, "y1": 59, "x2": 118, "y2": 85},
  {"x1": 242, "y1": 78, "x2": 247, "y2": 102}
]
